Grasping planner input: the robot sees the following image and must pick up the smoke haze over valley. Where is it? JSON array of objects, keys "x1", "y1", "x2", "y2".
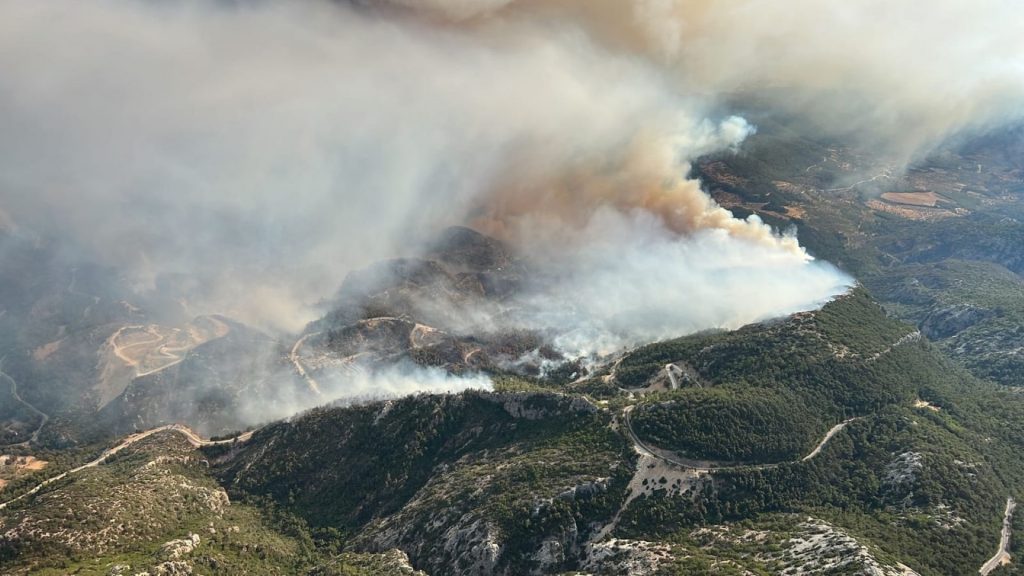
[
  {"x1": 1, "y1": 0, "x2": 1023, "y2": 428},
  {"x1": 5, "y1": 2, "x2": 1024, "y2": 575},
  {"x1": 0, "y1": 0, "x2": 858, "y2": 337}
]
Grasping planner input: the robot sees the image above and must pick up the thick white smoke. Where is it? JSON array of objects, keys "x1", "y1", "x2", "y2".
[
  {"x1": 0, "y1": 0, "x2": 775, "y2": 333},
  {"x1": 2, "y1": 0, "x2": 954, "y2": 358},
  {"x1": 518, "y1": 210, "x2": 852, "y2": 358},
  {"x1": 238, "y1": 362, "x2": 493, "y2": 426}
]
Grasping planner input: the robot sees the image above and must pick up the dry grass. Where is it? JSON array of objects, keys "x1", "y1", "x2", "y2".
[
  {"x1": 880, "y1": 191, "x2": 944, "y2": 207},
  {"x1": 785, "y1": 205, "x2": 808, "y2": 219},
  {"x1": 865, "y1": 199, "x2": 961, "y2": 221},
  {"x1": 32, "y1": 339, "x2": 63, "y2": 361}
]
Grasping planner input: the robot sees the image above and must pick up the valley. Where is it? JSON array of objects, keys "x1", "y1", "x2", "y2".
[
  {"x1": 0, "y1": 360, "x2": 48, "y2": 449},
  {"x1": 1, "y1": 74, "x2": 1023, "y2": 576}
]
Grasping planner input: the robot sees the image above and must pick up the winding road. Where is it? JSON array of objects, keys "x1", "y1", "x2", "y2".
[
  {"x1": 0, "y1": 424, "x2": 255, "y2": 511},
  {"x1": 622, "y1": 405, "x2": 860, "y2": 472},
  {"x1": 825, "y1": 168, "x2": 894, "y2": 193},
  {"x1": 980, "y1": 497, "x2": 1016, "y2": 575},
  {"x1": 290, "y1": 332, "x2": 323, "y2": 396},
  {"x1": 110, "y1": 316, "x2": 231, "y2": 379},
  {"x1": 594, "y1": 408, "x2": 859, "y2": 542},
  {"x1": 0, "y1": 357, "x2": 49, "y2": 448}
]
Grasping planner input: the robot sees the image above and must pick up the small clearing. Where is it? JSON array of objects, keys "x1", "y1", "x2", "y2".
[
  {"x1": 0, "y1": 455, "x2": 49, "y2": 492},
  {"x1": 880, "y1": 191, "x2": 945, "y2": 207},
  {"x1": 31, "y1": 339, "x2": 63, "y2": 361}
]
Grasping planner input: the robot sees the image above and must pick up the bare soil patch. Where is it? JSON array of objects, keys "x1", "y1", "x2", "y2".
[
  {"x1": 880, "y1": 191, "x2": 944, "y2": 207},
  {"x1": 0, "y1": 455, "x2": 49, "y2": 491}
]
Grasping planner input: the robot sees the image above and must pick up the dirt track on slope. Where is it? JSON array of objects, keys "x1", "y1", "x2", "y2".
[
  {"x1": 0, "y1": 424, "x2": 255, "y2": 511},
  {"x1": 0, "y1": 358, "x2": 49, "y2": 448}
]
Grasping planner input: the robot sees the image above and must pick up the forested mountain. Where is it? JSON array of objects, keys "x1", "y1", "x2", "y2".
[
  {"x1": 2, "y1": 5, "x2": 1024, "y2": 572},
  {"x1": 5, "y1": 271, "x2": 1024, "y2": 574}
]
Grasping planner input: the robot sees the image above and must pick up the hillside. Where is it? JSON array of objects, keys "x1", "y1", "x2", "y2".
[
  {"x1": 9, "y1": 287, "x2": 1020, "y2": 574},
  {"x1": 214, "y1": 288, "x2": 1024, "y2": 574},
  {"x1": 3, "y1": 125, "x2": 1024, "y2": 574},
  {"x1": 3, "y1": 3, "x2": 1024, "y2": 575},
  {"x1": 0, "y1": 427, "x2": 430, "y2": 575},
  {"x1": 696, "y1": 118, "x2": 1024, "y2": 389}
]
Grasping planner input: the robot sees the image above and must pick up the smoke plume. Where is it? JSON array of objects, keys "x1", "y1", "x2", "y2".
[
  {"x1": 378, "y1": 0, "x2": 1024, "y2": 163},
  {"x1": 2, "y1": 0, "x2": 1015, "y2": 361},
  {"x1": 516, "y1": 210, "x2": 851, "y2": 358},
  {"x1": 239, "y1": 362, "x2": 493, "y2": 427}
]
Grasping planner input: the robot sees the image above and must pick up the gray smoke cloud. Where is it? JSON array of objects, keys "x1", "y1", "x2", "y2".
[
  {"x1": 4, "y1": 0, "x2": 1004, "y2": 355},
  {"x1": 378, "y1": 0, "x2": 1024, "y2": 163},
  {"x1": 0, "y1": 0, "x2": 770, "y2": 333}
]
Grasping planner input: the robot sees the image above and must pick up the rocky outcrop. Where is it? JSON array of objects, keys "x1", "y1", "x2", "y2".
[
  {"x1": 920, "y1": 305, "x2": 994, "y2": 339},
  {"x1": 485, "y1": 391, "x2": 598, "y2": 420},
  {"x1": 780, "y1": 518, "x2": 920, "y2": 575},
  {"x1": 366, "y1": 512, "x2": 503, "y2": 575},
  {"x1": 556, "y1": 478, "x2": 610, "y2": 503},
  {"x1": 148, "y1": 561, "x2": 194, "y2": 576},
  {"x1": 883, "y1": 451, "x2": 923, "y2": 496},
  {"x1": 580, "y1": 539, "x2": 672, "y2": 575},
  {"x1": 308, "y1": 550, "x2": 429, "y2": 576},
  {"x1": 158, "y1": 533, "x2": 200, "y2": 560}
]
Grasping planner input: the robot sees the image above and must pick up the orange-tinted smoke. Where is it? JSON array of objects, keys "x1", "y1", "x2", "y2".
[{"x1": 468, "y1": 131, "x2": 806, "y2": 257}]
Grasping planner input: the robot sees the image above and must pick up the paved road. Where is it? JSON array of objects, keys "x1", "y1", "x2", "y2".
[
  {"x1": 0, "y1": 424, "x2": 255, "y2": 511},
  {"x1": 0, "y1": 357, "x2": 49, "y2": 448},
  {"x1": 980, "y1": 497, "x2": 1016, "y2": 575},
  {"x1": 622, "y1": 405, "x2": 860, "y2": 472}
]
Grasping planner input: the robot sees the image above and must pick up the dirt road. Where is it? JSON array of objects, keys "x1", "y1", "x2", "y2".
[
  {"x1": 801, "y1": 418, "x2": 860, "y2": 461},
  {"x1": 290, "y1": 332, "x2": 323, "y2": 396},
  {"x1": 593, "y1": 406, "x2": 861, "y2": 542},
  {"x1": 0, "y1": 358, "x2": 49, "y2": 448},
  {"x1": 622, "y1": 405, "x2": 860, "y2": 473},
  {"x1": 110, "y1": 316, "x2": 231, "y2": 378},
  {"x1": 0, "y1": 424, "x2": 255, "y2": 511}
]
